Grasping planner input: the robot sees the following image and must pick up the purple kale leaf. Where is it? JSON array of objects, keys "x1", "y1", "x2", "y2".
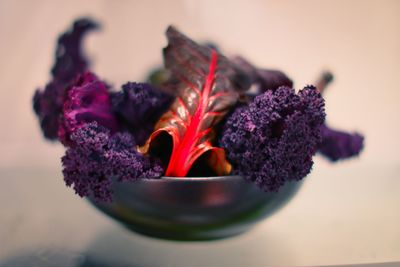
[
  {"x1": 232, "y1": 56, "x2": 293, "y2": 98},
  {"x1": 220, "y1": 86, "x2": 325, "y2": 192},
  {"x1": 62, "y1": 122, "x2": 163, "y2": 202},
  {"x1": 313, "y1": 71, "x2": 365, "y2": 161},
  {"x1": 318, "y1": 124, "x2": 364, "y2": 161},
  {"x1": 111, "y1": 82, "x2": 173, "y2": 145},
  {"x1": 59, "y1": 72, "x2": 118, "y2": 145},
  {"x1": 33, "y1": 18, "x2": 99, "y2": 140}
]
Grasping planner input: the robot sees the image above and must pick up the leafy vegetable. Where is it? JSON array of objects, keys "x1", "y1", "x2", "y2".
[
  {"x1": 318, "y1": 124, "x2": 364, "y2": 161},
  {"x1": 220, "y1": 86, "x2": 325, "y2": 192},
  {"x1": 140, "y1": 26, "x2": 250, "y2": 177},
  {"x1": 314, "y1": 71, "x2": 365, "y2": 161},
  {"x1": 232, "y1": 56, "x2": 293, "y2": 97},
  {"x1": 32, "y1": 18, "x2": 365, "y2": 204},
  {"x1": 59, "y1": 72, "x2": 119, "y2": 145},
  {"x1": 33, "y1": 18, "x2": 99, "y2": 139},
  {"x1": 111, "y1": 82, "x2": 173, "y2": 145},
  {"x1": 62, "y1": 122, "x2": 163, "y2": 202}
]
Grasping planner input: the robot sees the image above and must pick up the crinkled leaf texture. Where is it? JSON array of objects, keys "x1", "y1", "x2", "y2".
[
  {"x1": 33, "y1": 18, "x2": 99, "y2": 140},
  {"x1": 140, "y1": 26, "x2": 250, "y2": 177},
  {"x1": 111, "y1": 82, "x2": 173, "y2": 145},
  {"x1": 220, "y1": 86, "x2": 325, "y2": 192},
  {"x1": 59, "y1": 72, "x2": 119, "y2": 145},
  {"x1": 62, "y1": 122, "x2": 163, "y2": 202}
]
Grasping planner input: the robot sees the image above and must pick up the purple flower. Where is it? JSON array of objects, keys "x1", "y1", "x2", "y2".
[
  {"x1": 33, "y1": 18, "x2": 99, "y2": 140},
  {"x1": 220, "y1": 86, "x2": 325, "y2": 192},
  {"x1": 111, "y1": 82, "x2": 172, "y2": 145},
  {"x1": 62, "y1": 122, "x2": 164, "y2": 202},
  {"x1": 59, "y1": 72, "x2": 118, "y2": 145},
  {"x1": 318, "y1": 124, "x2": 364, "y2": 161}
]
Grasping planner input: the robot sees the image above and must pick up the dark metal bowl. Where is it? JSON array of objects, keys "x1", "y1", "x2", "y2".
[{"x1": 88, "y1": 176, "x2": 302, "y2": 241}]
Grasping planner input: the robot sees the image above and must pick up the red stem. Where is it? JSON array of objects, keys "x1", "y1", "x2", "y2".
[{"x1": 165, "y1": 50, "x2": 218, "y2": 177}]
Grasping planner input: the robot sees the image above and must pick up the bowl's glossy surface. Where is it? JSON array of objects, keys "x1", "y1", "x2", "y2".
[{"x1": 89, "y1": 176, "x2": 302, "y2": 241}]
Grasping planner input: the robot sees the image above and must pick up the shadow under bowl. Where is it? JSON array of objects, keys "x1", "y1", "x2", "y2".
[{"x1": 88, "y1": 176, "x2": 302, "y2": 241}]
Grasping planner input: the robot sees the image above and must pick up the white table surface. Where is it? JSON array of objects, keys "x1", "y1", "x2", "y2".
[{"x1": 0, "y1": 0, "x2": 399, "y2": 266}]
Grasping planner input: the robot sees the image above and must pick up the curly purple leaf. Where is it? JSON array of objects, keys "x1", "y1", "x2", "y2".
[{"x1": 33, "y1": 18, "x2": 99, "y2": 140}]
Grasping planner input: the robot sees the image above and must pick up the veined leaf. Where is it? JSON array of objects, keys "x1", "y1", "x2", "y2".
[{"x1": 140, "y1": 26, "x2": 249, "y2": 177}]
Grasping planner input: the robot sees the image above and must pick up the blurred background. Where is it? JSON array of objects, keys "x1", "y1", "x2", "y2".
[{"x1": 0, "y1": 0, "x2": 399, "y2": 266}]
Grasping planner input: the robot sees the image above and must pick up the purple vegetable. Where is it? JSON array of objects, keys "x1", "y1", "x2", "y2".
[
  {"x1": 33, "y1": 18, "x2": 99, "y2": 139},
  {"x1": 232, "y1": 56, "x2": 293, "y2": 97},
  {"x1": 314, "y1": 71, "x2": 365, "y2": 161},
  {"x1": 59, "y1": 72, "x2": 118, "y2": 145},
  {"x1": 111, "y1": 82, "x2": 173, "y2": 145},
  {"x1": 318, "y1": 124, "x2": 364, "y2": 161},
  {"x1": 220, "y1": 86, "x2": 325, "y2": 192},
  {"x1": 62, "y1": 122, "x2": 163, "y2": 202}
]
